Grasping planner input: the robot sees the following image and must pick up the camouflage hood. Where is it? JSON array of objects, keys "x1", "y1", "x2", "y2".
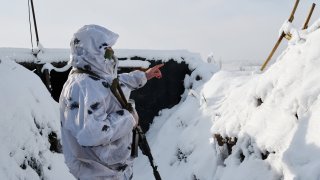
[{"x1": 69, "y1": 24, "x2": 119, "y2": 79}]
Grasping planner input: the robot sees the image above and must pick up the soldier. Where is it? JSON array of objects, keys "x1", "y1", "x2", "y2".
[{"x1": 59, "y1": 24, "x2": 163, "y2": 180}]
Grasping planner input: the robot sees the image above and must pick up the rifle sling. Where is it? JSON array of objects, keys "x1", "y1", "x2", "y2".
[
  {"x1": 71, "y1": 68, "x2": 100, "y2": 79},
  {"x1": 71, "y1": 68, "x2": 132, "y2": 112},
  {"x1": 110, "y1": 78, "x2": 133, "y2": 112}
]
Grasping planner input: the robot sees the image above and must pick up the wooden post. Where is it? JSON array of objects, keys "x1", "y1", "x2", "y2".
[
  {"x1": 282, "y1": 3, "x2": 316, "y2": 40},
  {"x1": 30, "y1": 0, "x2": 40, "y2": 46},
  {"x1": 260, "y1": 0, "x2": 300, "y2": 71},
  {"x1": 302, "y1": 3, "x2": 316, "y2": 30},
  {"x1": 260, "y1": 32, "x2": 286, "y2": 71}
]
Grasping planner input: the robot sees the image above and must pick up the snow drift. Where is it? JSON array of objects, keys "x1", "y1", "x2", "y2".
[
  {"x1": 209, "y1": 24, "x2": 320, "y2": 180},
  {"x1": 0, "y1": 58, "x2": 73, "y2": 179},
  {"x1": 133, "y1": 21, "x2": 320, "y2": 180}
]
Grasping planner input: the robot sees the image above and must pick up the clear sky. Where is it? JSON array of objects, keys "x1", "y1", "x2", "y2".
[{"x1": 1, "y1": 0, "x2": 319, "y2": 61}]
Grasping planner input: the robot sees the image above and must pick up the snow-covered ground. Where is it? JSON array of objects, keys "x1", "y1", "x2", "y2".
[
  {"x1": 133, "y1": 21, "x2": 320, "y2": 180},
  {"x1": 1, "y1": 19, "x2": 320, "y2": 180},
  {"x1": 0, "y1": 48, "x2": 214, "y2": 179},
  {"x1": 0, "y1": 57, "x2": 73, "y2": 180}
]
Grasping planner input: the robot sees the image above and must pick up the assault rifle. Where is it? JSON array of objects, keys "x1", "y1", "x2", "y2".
[{"x1": 110, "y1": 78, "x2": 162, "y2": 180}]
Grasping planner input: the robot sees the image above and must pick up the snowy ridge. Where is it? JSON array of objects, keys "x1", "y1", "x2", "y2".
[
  {"x1": 0, "y1": 48, "x2": 203, "y2": 70},
  {"x1": 0, "y1": 48, "x2": 69, "y2": 63},
  {"x1": 0, "y1": 58, "x2": 73, "y2": 180},
  {"x1": 134, "y1": 24, "x2": 320, "y2": 179},
  {"x1": 209, "y1": 27, "x2": 320, "y2": 179},
  {"x1": 115, "y1": 49, "x2": 204, "y2": 69}
]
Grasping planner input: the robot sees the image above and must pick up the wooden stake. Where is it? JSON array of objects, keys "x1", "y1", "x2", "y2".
[
  {"x1": 260, "y1": 0, "x2": 300, "y2": 71},
  {"x1": 283, "y1": 3, "x2": 316, "y2": 40},
  {"x1": 302, "y1": 3, "x2": 316, "y2": 30},
  {"x1": 260, "y1": 32, "x2": 286, "y2": 71}
]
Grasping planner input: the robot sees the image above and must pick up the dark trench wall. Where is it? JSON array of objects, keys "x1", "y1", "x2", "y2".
[
  {"x1": 128, "y1": 60, "x2": 191, "y2": 131},
  {"x1": 20, "y1": 59, "x2": 191, "y2": 132}
]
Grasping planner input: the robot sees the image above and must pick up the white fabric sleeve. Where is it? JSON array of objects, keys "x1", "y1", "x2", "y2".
[{"x1": 118, "y1": 70, "x2": 147, "y2": 90}]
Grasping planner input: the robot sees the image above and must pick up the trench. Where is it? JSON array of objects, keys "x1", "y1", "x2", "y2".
[{"x1": 19, "y1": 59, "x2": 191, "y2": 132}]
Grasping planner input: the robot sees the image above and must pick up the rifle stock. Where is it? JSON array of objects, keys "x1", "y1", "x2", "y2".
[{"x1": 136, "y1": 126, "x2": 162, "y2": 180}]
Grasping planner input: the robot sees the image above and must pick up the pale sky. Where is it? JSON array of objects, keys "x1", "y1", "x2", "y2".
[{"x1": 1, "y1": 0, "x2": 319, "y2": 61}]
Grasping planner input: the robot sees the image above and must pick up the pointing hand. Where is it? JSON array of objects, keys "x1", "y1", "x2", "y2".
[{"x1": 145, "y1": 64, "x2": 164, "y2": 80}]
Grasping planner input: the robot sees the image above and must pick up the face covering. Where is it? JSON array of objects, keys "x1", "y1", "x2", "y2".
[
  {"x1": 104, "y1": 48, "x2": 118, "y2": 76},
  {"x1": 104, "y1": 48, "x2": 114, "y2": 60}
]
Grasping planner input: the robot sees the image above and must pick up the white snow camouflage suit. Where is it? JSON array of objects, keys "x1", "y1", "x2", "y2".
[{"x1": 59, "y1": 25, "x2": 147, "y2": 180}]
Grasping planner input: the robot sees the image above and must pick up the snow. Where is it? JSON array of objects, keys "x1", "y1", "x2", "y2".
[
  {"x1": 133, "y1": 21, "x2": 320, "y2": 179},
  {"x1": 0, "y1": 48, "x2": 202, "y2": 69},
  {"x1": 0, "y1": 48, "x2": 69, "y2": 63},
  {"x1": 0, "y1": 47, "x2": 213, "y2": 179},
  {"x1": 115, "y1": 49, "x2": 204, "y2": 69},
  {"x1": 117, "y1": 60, "x2": 150, "y2": 68},
  {"x1": 1, "y1": 18, "x2": 320, "y2": 180},
  {"x1": 0, "y1": 58, "x2": 73, "y2": 179}
]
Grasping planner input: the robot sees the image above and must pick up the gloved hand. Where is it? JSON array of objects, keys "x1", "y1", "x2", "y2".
[{"x1": 131, "y1": 108, "x2": 139, "y2": 127}]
